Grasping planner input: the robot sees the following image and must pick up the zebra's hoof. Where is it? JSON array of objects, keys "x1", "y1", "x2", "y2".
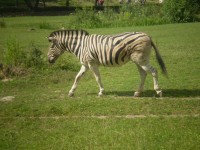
[
  {"x1": 134, "y1": 92, "x2": 141, "y2": 97},
  {"x1": 156, "y1": 90, "x2": 162, "y2": 97},
  {"x1": 98, "y1": 92, "x2": 103, "y2": 97},
  {"x1": 68, "y1": 92, "x2": 74, "y2": 97}
]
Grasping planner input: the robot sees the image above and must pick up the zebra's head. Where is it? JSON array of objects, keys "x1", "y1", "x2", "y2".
[{"x1": 47, "y1": 36, "x2": 64, "y2": 64}]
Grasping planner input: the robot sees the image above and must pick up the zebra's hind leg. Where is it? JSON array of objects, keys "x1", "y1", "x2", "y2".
[
  {"x1": 68, "y1": 65, "x2": 88, "y2": 97},
  {"x1": 134, "y1": 64, "x2": 147, "y2": 97},
  {"x1": 140, "y1": 64, "x2": 162, "y2": 97},
  {"x1": 89, "y1": 64, "x2": 104, "y2": 96}
]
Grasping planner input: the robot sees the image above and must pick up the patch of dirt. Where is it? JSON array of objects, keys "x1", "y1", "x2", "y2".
[
  {"x1": 0, "y1": 63, "x2": 27, "y2": 80},
  {"x1": 0, "y1": 96, "x2": 15, "y2": 102},
  {"x1": 1, "y1": 78, "x2": 13, "y2": 82}
]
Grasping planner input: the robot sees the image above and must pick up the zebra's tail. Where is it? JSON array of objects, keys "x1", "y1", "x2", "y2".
[{"x1": 151, "y1": 41, "x2": 168, "y2": 77}]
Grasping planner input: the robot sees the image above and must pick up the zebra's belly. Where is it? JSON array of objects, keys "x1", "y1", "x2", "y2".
[{"x1": 99, "y1": 54, "x2": 130, "y2": 67}]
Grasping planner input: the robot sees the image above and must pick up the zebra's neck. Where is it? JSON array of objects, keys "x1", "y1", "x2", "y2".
[
  {"x1": 60, "y1": 30, "x2": 88, "y2": 58},
  {"x1": 65, "y1": 35, "x2": 84, "y2": 56}
]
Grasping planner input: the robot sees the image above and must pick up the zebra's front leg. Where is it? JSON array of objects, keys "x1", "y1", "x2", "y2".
[
  {"x1": 68, "y1": 65, "x2": 88, "y2": 97},
  {"x1": 89, "y1": 64, "x2": 104, "y2": 96}
]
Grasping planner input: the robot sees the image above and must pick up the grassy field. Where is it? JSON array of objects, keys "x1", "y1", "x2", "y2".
[{"x1": 0, "y1": 16, "x2": 200, "y2": 149}]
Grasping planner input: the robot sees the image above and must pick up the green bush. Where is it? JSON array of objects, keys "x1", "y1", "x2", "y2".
[
  {"x1": 117, "y1": 4, "x2": 165, "y2": 27},
  {"x1": 162, "y1": 0, "x2": 199, "y2": 23},
  {"x1": 4, "y1": 39, "x2": 26, "y2": 67},
  {"x1": 3, "y1": 39, "x2": 47, "y2": 68},
  {"x1": 39, "y1": 21, "x2": 53, "y2": 29},
  {"x1": 71, "y1": 7, "x2": 102, "y2": 29},
  {"x1": 26, "y1": 43, "x2": 47, "y2": 68},
  {"x1": 55, "y1": 54, "x2": 80, "y2": 72},
  {"x1": 68, "y1": 2, "x2": 200, "y2": 29},
  {"x1": 69, "y1": 4, "x2": 168, "y2": 28}
]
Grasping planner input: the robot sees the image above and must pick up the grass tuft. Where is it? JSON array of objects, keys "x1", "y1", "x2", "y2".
[{"x1": 39, "y1": 21, "x2": 53, "y2": 29}]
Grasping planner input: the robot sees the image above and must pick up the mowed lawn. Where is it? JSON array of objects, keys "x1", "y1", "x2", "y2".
[{"x1": 0, "y1": 16, "x2": 200, "y2": 149}]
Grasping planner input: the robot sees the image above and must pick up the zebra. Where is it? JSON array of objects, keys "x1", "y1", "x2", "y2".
[{"x1": 47, "y1": 30, "x2": 167, "y2": 97}]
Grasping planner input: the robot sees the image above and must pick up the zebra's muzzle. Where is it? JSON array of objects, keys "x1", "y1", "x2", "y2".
[{"x1": 48, "y1": 57, "x2": 55, "y2": 64}]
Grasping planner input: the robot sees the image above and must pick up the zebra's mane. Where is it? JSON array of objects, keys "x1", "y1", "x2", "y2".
[{"x1": 49, "y1": 29, "x2": 89, "y2": 38}]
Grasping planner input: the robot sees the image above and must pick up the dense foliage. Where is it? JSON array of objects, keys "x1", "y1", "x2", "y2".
[
  {"x1": 69, "y1": 1, "x2": 199, "y2": 29},
  {"x1": 70, "y1": 4, "x2": 166, "y2": 29},
  {"x1": 162, "y1": 0, "x2": 199, "y2": 23}
]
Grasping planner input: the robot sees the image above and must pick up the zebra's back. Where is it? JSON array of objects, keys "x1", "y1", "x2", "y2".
[{"x1": 85, "y1": 32, "x2": 151, "y2": 66}]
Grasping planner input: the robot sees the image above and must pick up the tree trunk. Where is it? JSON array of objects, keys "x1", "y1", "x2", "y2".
[
  {"x1": 95, "y1": 0, "x2": 97, "y2": 7},
  {"x1": 66, "y1": 0, "x2": 69, "y2": 7},
  {"x1": 16, "y1": 0, "x2": 19, "y2": 8},
  {"x1": 42, "y1": 0, "x2": 46, "y2": 7}
]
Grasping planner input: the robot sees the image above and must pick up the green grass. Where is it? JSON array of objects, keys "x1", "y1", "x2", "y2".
[
  {"x1": 0, "y1": 16, "x2": 200, "y2": 149},
  {"x1": 1, "y1": 117, "x2": 200, "y2": 149}
]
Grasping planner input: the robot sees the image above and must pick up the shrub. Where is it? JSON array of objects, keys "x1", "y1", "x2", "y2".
[
  {"x1": 4, "y1": 40, "x2": 46, "y2": 67},
  {"x1": 39, "y1": 21, "x2": 53, "y2": 29},
  {"x1": 162, "y1": 0, "x2": 199, "y2": 23},
  {"x1": 26, "y1": 43, "x2": 47, "y2": 68},
  {"x1": 71, "y1": 7, "x2": 102, "y2": 29},
  {"x1": 69, "y1": 3, "x2": 167, "y2": 28},
  {"x1": 56, "y1": 54, "x2": 80, "y2": 72},
  {"x1": 4, "y1": 39, "x2": 26, "y2": 67},
  {"x1": 2, "y1": 39, "x2": 27, "y2": 77}
]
